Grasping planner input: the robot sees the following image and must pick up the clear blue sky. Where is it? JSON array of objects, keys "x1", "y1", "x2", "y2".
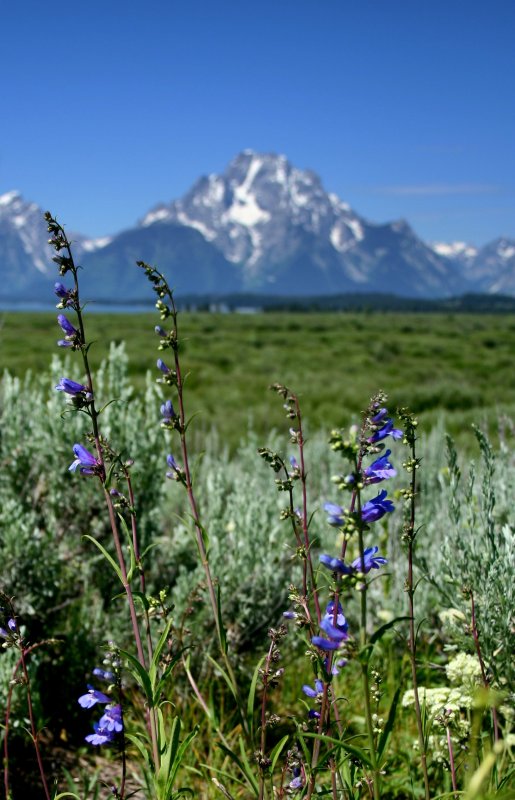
[{"x1": 2, "y1": 0, "x2": 514, "y2": 245}]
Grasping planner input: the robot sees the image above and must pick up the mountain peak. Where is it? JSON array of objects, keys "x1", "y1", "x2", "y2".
[{"x1": 0, "y1": 190, "x2": 22, "y2": 207}]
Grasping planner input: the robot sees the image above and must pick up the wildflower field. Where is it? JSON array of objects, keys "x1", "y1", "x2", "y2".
[{"x1": 0, "y1": 215, "x2": 514, "y2": 799}]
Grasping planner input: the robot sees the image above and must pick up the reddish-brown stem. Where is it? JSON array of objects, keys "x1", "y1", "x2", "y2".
[
  {"x1": 294, "y1": 396, "x2": 321, "y2": 624},
  {"x1": 404, "y1": 427, "x2": 431, "y2": 800},
  {"x1": 469, "y1": 589, "x2": 500, "y2": 741},
  {"x1": 19, "y1": 647, "x2": 51, "y2": 800},
  {"x1": 446, "y1": 724, "x2": 458, "y2": 796},
  {"x1": 258, "y1": 638, "x2": 276, "y2": 800},
  {"x1": 125, "y1": 471, "x2": 155, "y2": 668}
]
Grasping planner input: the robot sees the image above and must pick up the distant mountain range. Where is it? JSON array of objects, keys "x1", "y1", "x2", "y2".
[{"x1": 1, "y1": 150, "x2": 514, "y2": 303}]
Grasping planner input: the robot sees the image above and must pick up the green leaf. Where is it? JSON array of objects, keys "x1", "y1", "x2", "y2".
[
  {"x1": 82, "y1": 534, "x2": 123, "y2": 583},
  {"x1": 301, "y1": 732, "x2": 372, "y2": 768},
  {"x1": 369, "y1": 616, "x2": 411, "y2": 646},
  {"x1": 217, "y1": 742, "x2": 259, "y2": 795},
  {"x1": 119, "y1": 647, "x2": 153, "y2": 703},
  {"x1": 377, "y1": 687, "x2": 401, "y2": 761},
  {"x1": 216, "y1": 583, "x2": 227, "y2": 655},
  {"x1": 206, "y1": 654, "x2": 239, "y2": 704},
  {"x1": 270, "y1": 734, "x2": 289, "y2": 772},
  {"x1": 246, "y1": 655, "x2": 266, "y2": 742}
]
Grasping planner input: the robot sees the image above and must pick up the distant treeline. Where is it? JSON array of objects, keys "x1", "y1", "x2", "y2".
[{"x1": 165, "y1": 292, "x2": 515, "y2": 313}]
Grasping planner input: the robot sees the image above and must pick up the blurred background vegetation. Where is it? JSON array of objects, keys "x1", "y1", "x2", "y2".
[{"x1": 1, "y1": 310, "x2": 515, "y2": 451}]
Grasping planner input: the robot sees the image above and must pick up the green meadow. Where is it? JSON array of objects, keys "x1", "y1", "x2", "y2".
[{"x1": 1, "y1": 310, "x2": 514, "y2": 447}]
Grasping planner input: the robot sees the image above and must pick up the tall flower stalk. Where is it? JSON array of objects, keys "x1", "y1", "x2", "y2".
[
  {"x1": 1, "y1": 598, "x2": 55, "y2": 800},
  {"x1": 314, "y1": 394, "x2": 400, "y2": 800},
  {"x1": 45, "y1": 214, "x2": 160, "y2": 771},
  {"x1": 137, "y1": 261, "x2": 244, "y2": 730},
  {"x1": 398, "y1": 408, "x2": 430, "y2": 800}
]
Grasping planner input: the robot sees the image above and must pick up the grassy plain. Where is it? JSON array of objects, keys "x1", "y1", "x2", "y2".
[{"x1": 1, "y1": 310, "x2": 514, "y2": 447}]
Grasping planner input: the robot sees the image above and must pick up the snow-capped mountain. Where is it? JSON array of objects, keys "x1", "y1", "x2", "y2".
[
  {"x1": 0, "y1": 191, "x2": 111, "y2": 299},
  {"x1": 431, "y1": 237, "x2": 515, "y2": 295},
  {"x1": 1, "y1": 152, "x2": 514, "y2": 302},
  {"x1": 137, "y1": 150, "x2": 461, "y2": 297}
]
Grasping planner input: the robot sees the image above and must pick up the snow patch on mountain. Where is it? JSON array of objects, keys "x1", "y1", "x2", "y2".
[{"x1": 432, "y1": 241, "x2": 478, "y2": 260}]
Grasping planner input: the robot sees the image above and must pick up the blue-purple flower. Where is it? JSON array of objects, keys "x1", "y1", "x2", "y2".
[
  {"x1": 351, "y1": 546, "x2": 388, "y2": 574},
  {"x1": 157, "y1": 358, "x2": 170, "y2": 374},
  {"x1": 55, "y1": 377, "x2": 90, "y2": 396},
  {"x1": 97, "y1": 704, "x2": 123, "y2": 733},
  {"x1": 312, "y1": 601, "x2": 349, "y2": 651},
  {"x1": 79, "y1": 678, "x2": 123, "y2": 747},
  {"x1": 166, "y1": 453, "x2": 181, "y2": 479},
  {"x1": 324, "y1": 502, "x2": 345, "y2": 526},
  {"x1": 84, "y1": 720, "x2": 118, "y2": 746},
  {"x1": 0, "y1": 619, "x2": 16, "y2": 640},
  {"x1": 92, "y1": 667, "x2": 114, "y2": 681},
  {"x1": 370, "y1": 407, "x2": 388, "y2": 424},
  {"x1": 161, "y1": 399, "x2": 176, "y2": 422},
  {"x1": 302, "y1": 679, "x2": 324, "y2": 699},
  {"x1": 57, "y1": 314, "x2": 79, "y2": 347},
  {"x1": 368, "y1": 417, "x2": 402, "y2": 443},
  {"x1": 319, "y1": 553, "x2": 353, "y2": 575},
  {"x1": 364, "y1": 449, "x2": 396, "y2": 483},
  {"x1": 78, "y1": 686, "x2": 111, "y2": 708},
  {"x1": 361, "y1": 489, "x2": 395, "y2": 523},
  {"x1": 54, "y1": 282, "x2": 74, "y2": 307},
  {"x1": 289, "y1": 767, "x2": 303, "y2": 790},
  {"x1": 69, "y1": 444, "x2": 100, "y2": 475}
]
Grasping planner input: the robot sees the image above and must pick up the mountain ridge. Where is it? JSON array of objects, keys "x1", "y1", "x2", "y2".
[{"x1": 1, "y1": 151, "x2": 514, "y2": 301}]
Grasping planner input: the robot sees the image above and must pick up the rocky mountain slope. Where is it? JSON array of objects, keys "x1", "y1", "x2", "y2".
[{"x1": 1, "y1": 152, "x2": 513, "y2": 301}]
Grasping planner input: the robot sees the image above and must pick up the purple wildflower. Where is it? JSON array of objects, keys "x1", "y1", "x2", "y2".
[
  {"x1": 319, "y1": 553, "x2": 353, "y2": 575},
  {"x1": 54, "y1": 282, "x2": 69, "y2": 299},
  {"x1": 157, "y1": 358, "x2": 170, "y2": 374},
  {"x1": 302, "y1": 679, "x2": 324, "y2": 699},
  {"x1": 311, "y1": 636, "x2": 341, "y2": 651},
  {"x1": 364, "y1": 449, "x2": 396, "y2": 483},
  {"x1": 368, "y1": 418, "x2": 402, "y2": 443},
  {"x1": 312, "y1": 601, "x2": 349, "y2": 651},
  {"x1": 166, "y1": 453, "x2": 180, "y2": 479},
  {"x1": 370, "y1": 407, "x2": 388, "y2": 424},
  {"x1": 155, "y1": 325, "x2": 167, "y2": 337},
  {"x1": 324, "y1": 502, "x2": 345, "y2": 526},
  {"x1": 161, "y1": 399, "x2": 176, "y2": 421},
  {"x1": 78, "y1": 686, "x2": 111, "y2": 708},
  {"x1": 57, "y1": 314, "x2": 77, "y2": 336},
  {"x1": 289, "y1": 768, "x2": 303, "y2": 790},
  {"x1": 85, "y1": 721, "x2": 117, "y2": 746},
  {"x1": 69, "y1": 444, "x2": 100, "y2": 475},
  {"x1": 92, "y1": 667, "x2": 114, "y2": 681},
  {"x1": 361, "y1": 489, "x2": 395, "y2": 523},
  {"x1": 351, "y1": 546, "x2": 388, "y2": 574},
  {"x1": 97, "y1": 704, "x2": 123, "y2": 733},
  {"x1": 55, "y1": 377, "x2": 89, "y2": 396}
]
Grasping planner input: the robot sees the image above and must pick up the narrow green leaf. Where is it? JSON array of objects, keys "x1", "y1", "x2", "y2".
[
  {"x1": 217, "y1": 743, "x2": 259, "y2": 795},
  {"x1": 377, "y1": 687, "x2": 401, "y2": 760},
  {"x1": 302, "y1": 732, "x2": 372, "y2": 768},
  {"x1": 119, "y1": 647, "x2": 153, "y2": 703},
  {"x1": 270, "y1": 734, "x2": 289, "y2": 772},
  {"x1": 246, "y1": 655, "x2": 266, "y2": 741},
  {"x1": 83, "y1": 535, "x2": 123, "y2": 583},
  {"x1": 217, "y1": 583, "x2": 227, "y2": 655},
  {"x1": 369, "y1": 616, "x2": 410, "y2": 646}
]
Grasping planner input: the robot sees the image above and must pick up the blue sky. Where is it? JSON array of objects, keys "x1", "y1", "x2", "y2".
[{"x1": 2, "y1": 0, "x2": 514, "y2": 245}]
